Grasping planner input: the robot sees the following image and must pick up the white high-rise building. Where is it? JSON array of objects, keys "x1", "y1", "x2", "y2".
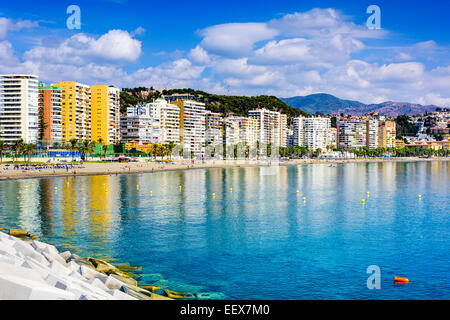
[
  {"x1": 148, "y1": 98, "x2": 180, "y2": 144},
  {"x1": 293, "y1": 117, "x2": 331, "y2": 151},
  {"x1": 172, "y1": 99, "x2": 206, "y2": 156},
  {"x1": 205, "y1": 111, "x2": 223, "y2": 146},
  {"x1": 249, "y1": 108, "x2": 282, "y2": 146},
  {"x1": 0, "y1": 74, "x2": 39, "y2": 143},
  {"x1": 120, "y1": 105, "x2": 153, "y2": 144}
]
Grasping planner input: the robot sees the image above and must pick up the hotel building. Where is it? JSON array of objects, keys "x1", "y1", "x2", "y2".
[
  {"x1": 225, "y1": 116, "x2": 258, "y2": 148},
  {"x1": 53, "y1": 81, "x2": 91, "y2": 142},
  {"x1": 0, "y1": 74, "x2": 39, "y2": 143},
  {"x1": 90, "y1": 85, "x2": 120, "y2": 144},
  {"x1": 293, "y1": 117, "x2": 331, "y2": 151},
  {"x1": 38, "y1": 83, "x2": 62, "y2": 145}
]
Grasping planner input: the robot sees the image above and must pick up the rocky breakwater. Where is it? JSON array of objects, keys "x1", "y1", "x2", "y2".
[{"x1": 0, "y1": 230, "x2": 172, "y2": 300}]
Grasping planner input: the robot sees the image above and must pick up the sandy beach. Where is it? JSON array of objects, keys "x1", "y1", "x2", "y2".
[{"x1": 0, "y1": 157, "x2": 448, "y2": 181}]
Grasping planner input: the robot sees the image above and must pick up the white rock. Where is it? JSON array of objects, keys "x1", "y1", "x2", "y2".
[
  {"x1": 42, "y1": 250, "x2": 68, "y2": 266},
  {"x1": 12, "y1": 241, "x2": 47, "y2": 264},
  {"x1": 80, "y1": 265, "x2": 104, "y2": 280},
  {"x1": 67, "y1": 260, "x2": 81, "y2": 273},
  {"x1": 87, "y1": 278, "x2": 109, "y2": 291},
  {"x1": 31, "y1": 240, "x2": 59, "y2": 255},
  {"x1": 21, "y1": 259, "x2": 51, "y2": 279},
  {"x1": 103, "y1": 274, "x2": 128, "y2": 290},
  {"x1": 59, "y1": 251, "x2": 71, "y2": 262},
  {"x1": 48, "y1": 260, "x2": 72, "y2": 277},
  {"x1": 0, "y1": 261, "x2": 46, "y2": 284},
  {"x1": 106, "y1": 289, "x2": 138, "y2": 300},
  {"x1": 0, "y1": 237, "x2": 17, "y2": 249},
  {"x1": 0, "y1": 274, "x2": 76, "y2": 300}
]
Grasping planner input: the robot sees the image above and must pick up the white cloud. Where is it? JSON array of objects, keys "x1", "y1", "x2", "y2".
[
  {"x1": 198, "y1": 23, "x2": 278, "y2": 58},
  {"x1": 0, "y1": 17, "x2": 38, "y2": 40},
  {"x1": 24, "y1": 30, "x2": 142, "y2": 64}
]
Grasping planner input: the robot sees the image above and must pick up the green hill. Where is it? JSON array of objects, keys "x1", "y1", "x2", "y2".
[{"x1": 120, "y1": 88, "x2": 310, "y2": 120}]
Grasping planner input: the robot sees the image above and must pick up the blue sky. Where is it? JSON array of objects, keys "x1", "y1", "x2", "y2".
[{"x1": 1, "y1": 0, "x2": 450, "y2": 105}]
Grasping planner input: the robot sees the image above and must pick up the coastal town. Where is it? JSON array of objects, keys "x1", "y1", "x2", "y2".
[{"x1": 0, "y1": 74, "x2": 449, "y2": 163}]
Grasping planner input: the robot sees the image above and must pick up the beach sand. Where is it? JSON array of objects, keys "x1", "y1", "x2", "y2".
[{"x1": 0, "y1": 157, "x2": 448, "y2": 181}]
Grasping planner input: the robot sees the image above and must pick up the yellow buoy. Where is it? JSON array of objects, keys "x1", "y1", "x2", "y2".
[
  {"x1": 136, "y1": 185, "x2": 139, "y2": 190},
  {"x1": 150, "y1": 191, "x2": 153, "y2": 196},
  {"x1": 179, "y1": 186, "x2": 182, "y2": 191},
  {"x1": 297, "y1": 190, "x2": 299, "y2": 195},
  {"x1": 303, "y1": 197, "x2": 306, "y2": 202},
  {"x1": 367, "y1": 192, "x2": 370, "y2": 197},
  {"x1": 418, "y1": 195, "x2": 422, "y2": 199},
  {"x1": 362, "y1": 199, "x2": 365, "y2": 204},
  {"x1": 230, "y1": 188, "x2": 233, "y2": 192},
  {"x1": 212, "y1": 193, "x2": 216, "y2": 198}
]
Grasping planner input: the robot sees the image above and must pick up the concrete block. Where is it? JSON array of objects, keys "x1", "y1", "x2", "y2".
[
  {"x1": 106, "y1": 289, "x2": 138, "y2": 300},
  {"x1": 103, "y1": 274, "x2": 127, "y2": 290},
  {"x1": 48, "y1": 260, "x2": 72, "y2": 277},
  {"x1": 80, "y1": 265, "x2": 105, "y2": 280},
  {"x1": 67, "y1": 260, "x2": 81, "y2": 273},
  {"x1": 59, "y1": 251, "x2": 71, "y2": 262},
  {"x1": 0, "y1": 274, "x2": 76, "y2": 300},
  {"x1": 87, "y1": 278, "x2": 109, "y2": 291},
  {"x1": 12, "y1": 241, "x2": 47, "y2": 264},
  {"x1": 42, "y1": 250, "x2": 68, "y2": 266},
  {"x1": 0, "y1": 261, "x2": 46, "y2": 284},
  {"x1": 31, "y1": 240, "x2": 59, "y2": 255}
]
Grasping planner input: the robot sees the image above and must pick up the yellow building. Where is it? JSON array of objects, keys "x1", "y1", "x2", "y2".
[
  {"x1": 91, "y1": 85, "x2": 120, "y2": 144},
  {"x1": 53, "y1": 81, "x2": 91, "y2": 141}
]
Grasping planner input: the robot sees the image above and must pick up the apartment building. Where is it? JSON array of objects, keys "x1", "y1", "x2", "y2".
[
  {"x1": 225, "y1": 116, "x2": 258, "y2": 148},
  {"x1": 53, "y1": 81, "x2": 91, "y2": 142},
  {"x1": 0, "y1": 74, "x2": 39, "y2": 143},
  {"x1": 280, "y1": 114, "x2": 288, "y2": 147},
  {"x1": 337, "y1": 118, "x2": 381, "y2": 149},
  {"x1": 293, "y1": 117, "x2": 331, "y2": 151},
  {"x1": 249, "y1": 108, "x2": 282, "y2": 146},
  {"x1": 120, "y1": 105, "x2": 153, "y2": 144},
  {"x1": 148, "y1": 98, "x2": 180, "y2": 144},
  {"x1": 91, "y1": 85, "x2": 120, "y2": 144},
  {"x1": 378, "y1": 120, "x2": 396, "y2": 149},
  {"x1": 171, "y1": 99, "x2": 206, "y2": 156},
  {"x1": 223, "y1": 118, "x2": 240, "y2": 147},
  {"x1": 205, "y1": 111, "x2": 223, "y2": 146},
  {"x1": 38, "y1": 83, "x2": 62, "y2": 145}
]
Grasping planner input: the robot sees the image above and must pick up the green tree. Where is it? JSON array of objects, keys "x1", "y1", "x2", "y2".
[
  {"x1": 69, "y1": 138, "x2": 79, "y2": 161},
  {"x1": 0, "y1": 140, "x2": 6, "y2": 163},
  {"x1": 11, "y1": 139, "x2": 24, "y2": 163},
  {"x1": 22, "y1": 143, "x2": 36, "y2": 162}
]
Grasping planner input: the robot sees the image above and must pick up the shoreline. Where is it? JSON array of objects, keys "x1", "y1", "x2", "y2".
[{"x1": 0, "y1": 157, "x2": 448, "y2": 181}]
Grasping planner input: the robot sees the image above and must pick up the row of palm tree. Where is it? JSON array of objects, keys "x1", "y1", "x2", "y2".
[{"x1": 0, "y1": 139, "x2": 36, "y2": 163}]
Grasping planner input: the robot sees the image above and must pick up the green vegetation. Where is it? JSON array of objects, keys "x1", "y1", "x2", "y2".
[
  {"x1": 395, "y1": 115, "x2": 419, "y2": 137},
  {"x1": 120, "y1": 87, "x2": 310, "y2": 120}
]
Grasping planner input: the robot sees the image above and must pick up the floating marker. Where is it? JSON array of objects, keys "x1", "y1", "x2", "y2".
[
  {"x1": 136, "y1": 185, "x2": 139, "y2": 190},
  {"x1": 212, "y1": 193, "x2": 216, "y2": 198},
  {"x1": 362, "y1": 199, "x2": 365, "y2": 204},
  {"x1": 303, "y1": 197, "x2": 306, "y2": 202},
  {"x1": 367, "y1": 192, "x2": 370, "y2": 197},
  {"x1": 394, "y1": 276, "x2": 409, "y2": 284},
  {"x1": 150, "y1": 191, "x2": 153, "y2": 196},
  {"x1": 297, "y1": 190, "x2": 299, "y2": 195},
  {"x1": 418, "y1": 195, "x2": 422, "y2": 199},
  {"x1": 230, "y1": 188, "x2": 233, "y2": 192}
]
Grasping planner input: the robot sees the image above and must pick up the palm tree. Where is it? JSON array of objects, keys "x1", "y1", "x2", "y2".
[
  {"x1": 69, "y1": 138, "x2": 78, "y2": 161},
  {"x1": 22, "y1": 143, "x2": 36, "y2": 162},
  {"x1": 11, "y1": 139, "x2": 24, "y2": 163},
  {"x1": 0, "y1": 140, "x2": 6, "y2": 163},
  {"x1": 167, "y1": 141, "x2": 176, "y2": 160},
  {"x1": 77, "y1": 140, "x2": 96, "y2": 161},
  {"x1": 102, "y1": 145, "x2": 108, "y2": 158}
]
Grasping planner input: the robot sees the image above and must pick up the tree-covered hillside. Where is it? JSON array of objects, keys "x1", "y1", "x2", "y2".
[{"x1": 120, "y1": 87, "x2": 310, "y2": 119}]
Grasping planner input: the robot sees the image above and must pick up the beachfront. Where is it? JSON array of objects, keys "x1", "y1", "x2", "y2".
[{"x1": 0, "y1": 157, "x2": 448, "y2": 181}]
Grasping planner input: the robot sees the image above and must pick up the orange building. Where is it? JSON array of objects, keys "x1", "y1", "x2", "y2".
[{"x1": 38, "y1": 83, "x2": 62, "y2": 145}]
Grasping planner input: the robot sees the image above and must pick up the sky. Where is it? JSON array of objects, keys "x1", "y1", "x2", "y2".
[{"x1": 1, "y1": 0, "x2": 450, "y2": 105}]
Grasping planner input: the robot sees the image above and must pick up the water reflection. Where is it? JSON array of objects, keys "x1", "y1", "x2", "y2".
[{"x1": 0, "y1": 161, "x2": 448, "y2": 299}]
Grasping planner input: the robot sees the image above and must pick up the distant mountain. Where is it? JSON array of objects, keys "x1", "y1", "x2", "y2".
[{"x1": 280, "y1": 93, "x2": 440, "y2": 117}]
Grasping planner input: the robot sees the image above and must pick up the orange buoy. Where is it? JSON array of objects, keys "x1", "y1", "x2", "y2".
[{"x1": 394, "y1": 276, "x2": 409, "y2": 284}]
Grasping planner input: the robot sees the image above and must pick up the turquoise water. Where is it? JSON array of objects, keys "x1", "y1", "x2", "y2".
[{"x1": 0, "y1": 161, "x2": 448, "y2": 299}]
